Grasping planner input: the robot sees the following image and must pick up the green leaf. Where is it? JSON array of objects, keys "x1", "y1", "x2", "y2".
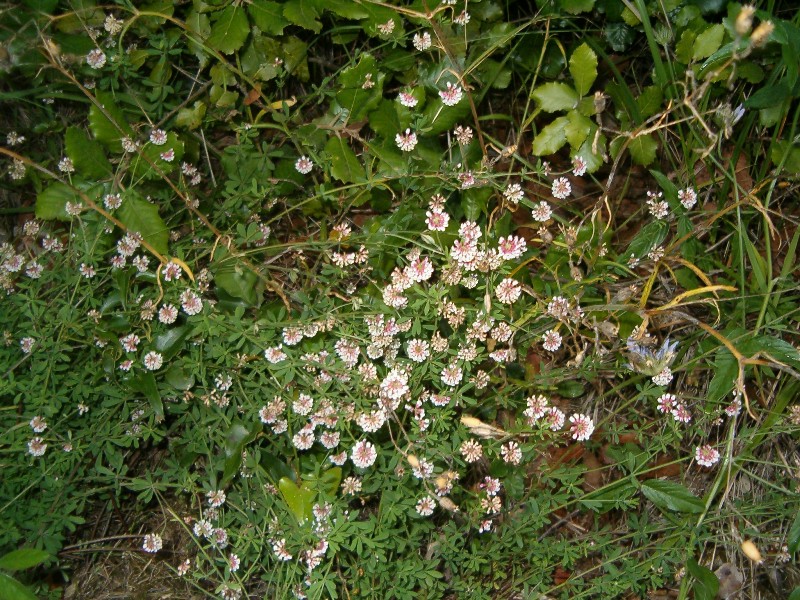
[
  {"x1": 222, "y1": 422, "x2": 262, "y2": 485},
  {"x1": 175, "y1": 101, "x2": 206, "y2": 130},
  {"x1": 706, "y1": 347, "x2": 737, "y2": 403},
  {"x1": 789, "y1": 588, "x2": 800, "y2": 600},
  {"x1": 279, "y1": 477, "x2": 315, "y2": 523},
  {"x1": 130, "y1": 132, "x2": 185, "y2": 179},
  {"x1": 283, "y1": 0, "x2": 322, "y2": 33},
  {"x1": 686, "y1": 558, "x2": 720, "y2": 600},
  {"x1": 565, "y1": 109, "x2": 593, "y2": 148},
  {"x1": 557, "y1": 380, "x2": 585, "y2": 398},
  {"x1": 636, "y1": 86, "x2": 663, "y2": 119},
  {"x1": 65, "y1": 127, "x2": 112, "y2": 178},
  {"x1": 531, "y1": 116, "x2": 570, "y2": 156},
  {"x1": 326, "y1": 0, "x2": 369, "y2": 19},
  {"x1": 788, "y1": 511, "x2": 800, "y2": 555},
  {"x1": 325, "y1": 136, "x2": 364, "y2": 184},
  {"x1": 531, "y1": 82, "x2": 579, "y2": 112},
  {"x1": 155, "y1": 325, "x2": 191, "y2": 360},
  {"x1": 164, "y1": 365, "x2": 195, "y2": 391},
  {"x1": 35, "y1": 183, "x2": 75, "y2": 221},
  {"x1": 558, "y1": 0, "x2": 595, "y2": 14},
  {"x1": 605, "y1": 22, "x2": 635, "y2": 52},
  {"x1": 248, "y1": 0, "x2": 289, "y2": 35},
  {"x1": 745, "y1": 84, "x2": 791, "y2": 110},
  {"x1": 0, "y1": 549, "x2": 50, "y2": 572},
  {"x1": 88, "y1": 91, "x2": 134, "y2": 151},
  {"x1": 283, "y1": 36, "x2": 310, "y2": 81},
  {"x1": 0, "y1": 572, "x2": 39, "y2": 600},
  {"x1": 207, "y1": 6, "x2": 249, "y2": 54},
  {"x1": 641, "y1": 479, "x2": 704, "y2": 514},
  {"x1": 336, "y1": 53, "x2": 384, "y2": 121},
  {"x1": 628, "y1": 134, "x2": 658, "y2": 166},
  {"x1": 129, "y1": 372, "x2": 163, "y2": 421},
  {"x1": 461, "y1": 187, "x2": 491, "y2": 221},
  {"x1": 569, "y1": 43, "x2": 598, "y2": 96},
  {"x1": 212, "y1": 249, "x2": 260, "y2": 307},
  {"x1": 693, "y1": 24, "x2": 725, "y2": 61},
  {"x1": 117, "y1": 194, "x2": 169, "y2": 255},
  {"x1": 625, "y1": 219, "x2": 669, "y2": 259}
]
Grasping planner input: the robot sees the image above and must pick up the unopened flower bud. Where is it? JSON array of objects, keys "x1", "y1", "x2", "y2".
[
  {"x1": 741, "y1": 540, "x2": 762, "y2": 563},
  {"x1": 735, "y1": 5, "x2": 756, "y2": 36},
  {"x1": 750, "y1": 21, "x2": 774, "y2": 48}
]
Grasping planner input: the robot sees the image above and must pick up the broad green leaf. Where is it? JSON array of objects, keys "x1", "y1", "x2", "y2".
[
  {"x1": 565, "y1": 109, "x2": 593, "y2": 148},
  {"x1": 625, "y1": 219, "x2": 669, "y2": 259},
  {"x1": 770, "y1": 141, "x2": 800, "y2": 174},
  {"x1": 0, "y1": 573, "x2": 38, "y2": 600},
  {"x1": 260, "y1": 450, "x2": 296, "y2": 484},
  {"x1": 207, "y1": 6, "x2": 249, "y2": 54},
  {"x1": 317, "y1": 467, "x2": 342, "y2": 496},
  {"x1": 326, "y1": 136, "x2": 364, "y2": 183},
  {"x1": 569, "y1": 43, "x2": 598, "y2": 96},
  {"x1": 117, "y1": 193, "x2": 169, "y2": 255},
  {"x1": 129, "y1": 372, "x2": 163, "y2": 420},
  {"x1": 336, "y1": 53, "x2": 384, "y2": 121},
  {"x1": 279, "y1": 477, "x2": 315, "y2": 523},
  {"x1": 65, "y1": 127, "x2": 112, "y2": 178},
  {"x1": 686, "y1": 558, "x2": 720, "y2": 600},
  {"x1": 222, "y1": 422, "x2": 262, "y2": 485},
  {"x1": 175, "y1": 101, "x2": 206, "y2": 130},
  {"x1": 0, "y1": 549, "x2": 50, "y2": 571},
  {"x1": 326, "y1": 0, "x2": 369, "y2": 19},
  {"x1": 693, "y1": 24, "x2": 725, "y2": 61},
  {"x1": 531, "y1": 116, "x2": 570, "y2": 156},
  {"x1": 626, "y1": 134, "x2": 658, "y2": 166},
  {"x1": 241, "y1": 35, "x2": 283, "y2": 81},
  {"x1": 649, "y1": 170, "x2": 679, "y2": 207},
  {"x1": 155, "y1": 325, "x2": 192, "y2": 360},
  {"x1": 212, "y1": 249, "x2": 260, "y2": 306},
  {"x1": 789, "y1": 588, "x2": 800, "y2": 600},
  {"x1": 248, "y1": 0, "x2": 289, "y2": 35},
  {"x1": 531, "y1": 82, "x2": 579, "y2": 113},
  {"x1": 35, "y1": 183, "x2": 75, "y2": 221},
  {"x1": 283, "y1": 36, "x2": 310, "y2": 82},
  {"x1": 636, "y1": 86, "x2": 663, "y2": 119},
  {"x1": 706, "y1": 347, "x2": 737, "y2": 403},
  {"x1": 558, "y1": 0, "x2": 595, "y2": 14},
  {"x1": 641, "y1": 479, "x2": 704, "y2": 514},
  {"x1": 788, "y1": 511, "x2": 800, "y2": 555},
  {"x1": 605, "y1": 22, "x2": 635, "y2": 52},
  {"x1": 676, "y1": 29, "x2": 697, "y2": 64},
  {"x1": 283, "y1": 0, "x2": 322, "y2": 33},
  {"x1": 557, "y1": 380, "x2": 585, "y2": 398},
  {"x1": 164, "y1": 365, "x2": 195, "y2": 391},
  {"x1": 574, "y1": 132, "x2": 605, "y2": 174},
  {"x1": 461, "y1": 187, "x2": 491, "y2": 221},
  {"x1": 130, "y1": 132, "x2": 185, "y2": 179},
  {"x1": 88, "y1": 91, "x2": 134, "y2": 151}
]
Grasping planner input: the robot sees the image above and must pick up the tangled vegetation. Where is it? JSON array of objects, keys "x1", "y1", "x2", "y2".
[{"x1": 1, "y1": 0, "x2": 800, "y2": 598}]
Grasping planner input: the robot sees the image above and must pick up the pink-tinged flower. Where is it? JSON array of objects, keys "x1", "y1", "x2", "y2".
[
  {"x1": 481, "y1": 495, "x2": 502, "y2": 514},
  {"x1": 441, "y1": 363, "x2": 463, "y2": 387},
  {"x1": 406, "y1": 339, "x2": 430, "y2": 362},
  {"x1": 272, "y1": 538, "x2": 292, "y2": 561},
  {"x1": 453, "y1": 125, "x2": 473, "y2": 145},
  {"x1": 143, "y1": 351, "x2": 163, "y2": 370},
  {"x1": 395, "y1": 128, "x2": 418, "y2": 152},
  {"x1": 295, "y1": 155, "x2": 313, "y2": 174},
  {"x1": 334, "y1": 339, "x2": 360, "y2": 367},
  {"x1": 158, "y1": 304, "x2": 178, "y2": 324},
  {"x1": 86, "y1": 48, "x2": 106, "y2": 69},
  {"x1": 163, "y1": 262, "x2": 182, "y2": 282},
  {"x1": 283, "y1": 327, "x2": 303, "y2": 345},
  {"x1": 439, "y1": 82, "x2": 463, "y2": 106},
  {"x1": 142, "y1": 533, "x2": 162, "y2": 553},
  {"x1": 646, "y1": 191, "x2": 669, "y2": 219},
  {"x1": 531, "y1": 201, "x2": 553, "y2": 222},
  {"x1": 458, "y1": 220, "x2": 481, "y2": 243},
  {"x1": 341, "y1": 475, "x2": 362, "y2": 494},
  {"x1": 679, "y1": 187, "x2": 697, "y2": 210},
  {"x1": 264, "y1": 346, "x2": 286, "y2": 363},
  {"x1": 293, "y1": 393, "x2": 314, "y2": 415},
  {"x1": 351, "y1": 440, "x2": 378, "y2": 468},
  {"x1": 381, "y1": 369, "x2": 409, "y2": 400},
  {"x1": 177, "y1": 558, "x2": 190, "y2": 576},
  {"x1": 149, "y1": 129, "x2": 167, "y2": 145},
  {"x1": 569, "y1": 413, "x2": 594, "y2": 441},
  {"x1": 656, "y1": 393, "x2": 677, "y2": 413},
  {"x1": 413, "y1": 31, "x2": 432, "y2": 51},
  {"x1": 104, "y1": 194, "x2": 122, "y2": 210},
  {"x1": 20, "y1": 337, "x2": 35, "y2": 354},
  {"x1": 542, "y1": 329, "x2": 562, "y2": 352},
  {"x1": 120, "y1": 333, "x2": 140, "y2": 353},
  {"x1": 382, "y1": 284, "x2": 407, "y2": 308},
  {"x1": 500, "y1": 440, "x2": 522, "y2": 464},
  {"x1": 545, "y1": 406, "x2": 565, "y2": 431},
  {"x1": 503, "y1": 182, "x2": 524, "y2": 204},
  {"x1": 497, "y1": 235, "x2": 527, "y2": 260},
  {"x1": 652, "y1": 367, "x2": 673, "y2": 386},
  {"x1": 407, "y1": 256, "x2": 433, "y2": 281},
  {"x1": 30, "y1": 416, "x2": 47, "y2": 433},
  {"x1": 460, "y1": 439, "x2": 482, "y2": 463},
  {"x1": 426, "y1": 208, "x2": 449, "y2": 231},
  {"x1": 160, "y1": 148, "x2": 174, "y2": 162},
  {"x1": 292, "y1": 426, "x2": 315, "y2": 450},
  {"x1": 397, "y1": 91, "x2": 418, "y2": 108},
  {"x1": 725, "y1": 397, "x2": 742, "y2": 417},
  {"x1": 524, "y1": 395, "x2": 548, "y2": 423},
  {"x1": 25, "y1": 261, "x2": 44, "y2": 278},
  {"x1": 482, "y1": 476, "x2": 502, "y2": 496},
  {"x1": 228, "y1": 553, "x2": 240, "y2": 572},
  {"x1": 119, "y1": 359, "x2": 133, "y2": 371},
  {"x1": 495, "y1": 278, "x2": 521, "y2": 304},
  {"x1": 451, "y1": 239, "x2": 477, "y2": 263},
  {"x1": 478, "y1": 519, "x2": 493, "y2": 533},
  {"x1": 79, "y1": 263, "x2": 96, "y2": 278},
  {"x1": 551, "y1": 177, "x2": 571, "y2": 199},
  {"x1": 320, "y1": 430, "x2": 340, "y2": 449},
  {"x1": 416, "y1": 496, "x2": 436, "y2": 516},
  {"x1": 572, "y1": 156, "x2": 587, "y2": 176},
  {"x1": 180, "y1": 290, "x2": 203, "y2": 315},
  {"x1": 28, "y1": 437, "x2": 47, "y2": 456},
  {"x1": 671, "y1": 403, "x2": 692, "y2": 423},
  {"x1": 207, "y1": 490, "x2": 226, "y2": 508},
  {"x1": 695, "y1": 444, "x2": 720, "y2": 467}
]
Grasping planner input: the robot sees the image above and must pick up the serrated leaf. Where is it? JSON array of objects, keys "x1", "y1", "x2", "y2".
[
  {"x1": 636, "y1": 86, "x2": 663, "y2": 119},
  {"x1": 531, "y1": 116, "x2": 570, "y2": 156},
  {"x1": 605, "y1": 22, "x2": 635, "y2": 52},
  {"x1": 0, "y1": 573, "x2": 38, "y2": 600},
  {"x1": 558, "y1": 0, "x2": 595, "y2": 14},
  {"x1": 283, "y1": 0, "x2": 322, "y2": 33},
  {"x1": 687, "y1": 558, "x2": 720, "y2": 600},
  {"x1": 336, "y1": 53, "x2": 384, "y2": 120},
  {"x1": 117, "y1": 194, "x2": 169, "y2": 255},
  {"x1": 279, "y1": 477, "x2": 315, "y2": 523},
  {"x1": 89, "y1": 91, "x2": 134, "y2": 151},
  {"x1": 65, "y1": 127, "x2": 112, "y2": 178},
  {"x1": 0, "y1": 549, "x2": 50, "y2": 572},
  {"x1": 248, "y1": 0, "x2": 289, "y2": 35},
  {"x1": 569, "y1": 43, "x2": 598, "y2": 96},
  {"x1": 641, "y1": 479, "x2": 704, "y2": 514},
  {"x1": 693, "y1": 24, "x2": 725, "y2": 61},
  {"x1": 326, "y1": 136, "x2": 364, "y2": 183},
  {"x1": 531, "y1": 82, "x2": 579, "y2": 113},
  {"x1": 628, "y1": 134, "x2": 658, "y2": 166},
  {"x1": 207, "y1": 6, "x2": 249, "y2": 54},
  {"x1": 35, "y1": 183, "x2": 76, "y2": 221},
  {"x1": 565, "y1": 109, "x2": 593, "y2": 148}
]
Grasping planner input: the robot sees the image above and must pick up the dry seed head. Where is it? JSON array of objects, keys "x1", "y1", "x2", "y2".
[
  {"x1": 750, "y1": 21, "x2": 774, "y2": 48},
  {"x1": 437, "y1": 496, "x2": 459, "y2": 512},
  {"x1": 735, "y1": 5, "x2": 756, "y2": 36},
  {"x1": 741, "y1": 540, "x2": 763, "y2": 563},
  {"x1": 406, "y1": 454, "x2": 421, "y2": 469}
]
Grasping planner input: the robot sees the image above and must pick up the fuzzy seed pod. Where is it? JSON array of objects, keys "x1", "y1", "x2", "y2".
[{"x1": 741, "y1": 540, "x2": 763, "y2": 563}]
